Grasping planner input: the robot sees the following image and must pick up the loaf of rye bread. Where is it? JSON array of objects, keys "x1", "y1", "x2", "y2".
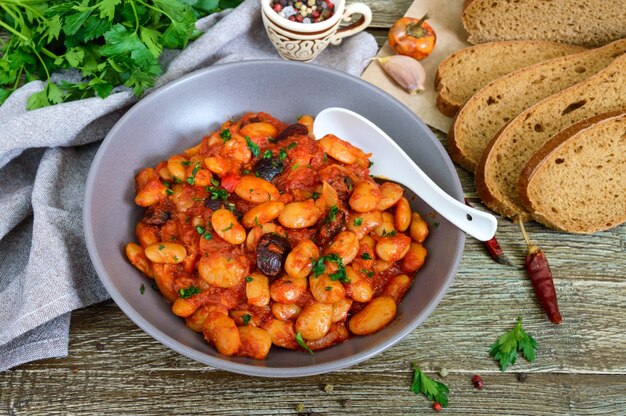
[
  {"x1": 449, "y1": 39, "x2": 626, "y2": 172},
  {"x1": 435, "y1": 41, "x2": 585, "y2": 117},
  {"x1": 462, "y1": 0, "x2": 626, "y2": 47},
  {"x1": 475, "y1": 53, "x2": 626, "y2": 221},
  {"x1": 518, "y1": 111, "x2": 626, "y2": 233}
]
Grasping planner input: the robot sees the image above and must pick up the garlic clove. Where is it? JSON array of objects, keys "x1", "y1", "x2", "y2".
[{"x1": 377, "y1": 55, "x2": 426, "y2": 95}]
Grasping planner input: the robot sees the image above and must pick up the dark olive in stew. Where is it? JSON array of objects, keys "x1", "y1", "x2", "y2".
[{"x1": 256, "y1": 233, "x2": 291, "y2": 278}]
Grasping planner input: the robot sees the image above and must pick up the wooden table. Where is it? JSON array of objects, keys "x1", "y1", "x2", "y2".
[{"x1": 2, "y1": 1, "x2": 625, "y2": 414}]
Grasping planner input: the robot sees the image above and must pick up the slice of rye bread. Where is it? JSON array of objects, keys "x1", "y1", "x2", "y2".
[
  {"x1": 449, "y1": 39, "x2": 626, "y2": 172},
  {"x1": 462, "y1": 0, "x2": 626, "y2": 47},
  {"x1": 518, "y1": 111, "x2": 626, "y2": 233},
  {"x1": 435, "y1": 41, "x2": 586, "y2": 117},
  {"x1": 475, "y1": 53, "x2": 626, "y2": 221}
]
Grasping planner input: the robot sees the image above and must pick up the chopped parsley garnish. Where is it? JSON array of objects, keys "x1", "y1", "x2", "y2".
[
  {"x1": 361, "y1": 253, "x2": 372, "y2": 260},
  {"x1": 254, "y1": 217, "x2": 262, "y2": 228},
  {"x1": 206, "y1": 185, "x2": 229, "y2": 201},
  {"x1": 382, "y1": 229, "x2": 397, "y2": 237},
  {"x1": 433, "y1": 222, "x2": 440, "y2": 229},
  {"x1": 186, "y1": 162, "x2": 201, "y2": 185},
  {"x1": 158, "y1": 244, "x2": 165, "y2": 250},
  {"x1": 325, "y1": 286, "x2": 332, "y2": 291},
  {"x1": 242, "y1": 314, "x2": 252, "y2": 326},
  {"x1": 181, "y1": 161, "x2": 192, "y2": 166},
  {"x1": 245, "y1": 276, "x2": 253, "y2": 283},
  {"x1": 173, "y1": 177, "x2": 182, "y2": 184},
  {"x1": 165, "y1": 189, "x2": 174, "y2": 196},
  {"x1": 354, "y1": 217, "x2": 363, "y2": 226},
  {"x1": 327, "y1": 205, "x2": 339, "y2": 222},
  {"x1": 220, "y1": 128, "x2": 232, "y2": 143},
  {"x1": 243, "y1": 169, "x2": 250, "y2": 175},
  {"x1": 262, "y1": 150, "x2": 273, "y2": 159},
  {"x1": 226, "y1": 203, "x2": 236, "y2": 213},
  {"x1": 195, "y1": 226, "x2": 213, "y2": 240},
  {"x1": 140, "y1": 284, "x2": 145, "y2": 295},
  {"x1": 369, "y1": 161, "x2": 374, "y2": 168},
  {"x1": 311, "y1": 192, "x2": 320, "y2": 200},
  {"x1": 178, "y1": 286, "x2": 201, "y2": 299},
  {"x1": 295, "y1": 332, "x2": 314, "y2": 355},
  {"x1": 221, "y1": 223, "x2": 234, "y2": 232},
  {"x1": 245, "y1": 136, "x2": 260, "y2": 158},
  {"x1": 323, "y1": 153, "x2": 327, "y2": 163},
  {"x1": 151, "y1": 282, "x2": 159, "y2": 291},
  {"x1": 292, "y1": 163, "x2": 300, "y2": 170},
  {"x1": 361, "y1": 269, "x2": 374, "y2": 278},
  {"x1": 287, "y1": 141, "x2": 297, "y2": 150},
  {"x1": 312, "y1": 254, "x2": 349, "y2": 283},
  {"x1": 279, "y1": 148, "x2": 287, "y2": 160},
  {"x1": 173, "y1": 256, "x2": 179, "y2": 262}
]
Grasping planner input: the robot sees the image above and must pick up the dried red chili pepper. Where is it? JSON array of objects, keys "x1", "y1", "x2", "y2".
[
  {"x1": 464, "y1": 199, "x2": 514, "y2": 266},
  {"x1": 518, "y1": 218, "x2": 563, "y2": 324}
]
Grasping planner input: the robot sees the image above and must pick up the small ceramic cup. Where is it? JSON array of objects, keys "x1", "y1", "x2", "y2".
[{"x1": 261, "y1": 0, "x2": 372, "y2": 62}]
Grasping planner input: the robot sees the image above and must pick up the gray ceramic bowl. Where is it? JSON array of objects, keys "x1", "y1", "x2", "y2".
[{"x1": 84, "y1": 60, "x2": 465, "y2": 377}]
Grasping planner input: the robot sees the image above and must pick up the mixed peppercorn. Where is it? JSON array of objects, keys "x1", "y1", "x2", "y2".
[{"x1": 271, "y1": 0, "x2": 335, "y2": 23}]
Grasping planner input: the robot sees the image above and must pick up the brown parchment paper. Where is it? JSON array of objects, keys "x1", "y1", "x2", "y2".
[{"x1": 361, "y1": 0, "x2": 469, "y2": 132}]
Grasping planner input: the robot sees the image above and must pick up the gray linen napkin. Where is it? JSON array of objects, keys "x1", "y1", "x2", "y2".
[{"x1": 0, "y1": 0, "x2": 377, "y2": 372}]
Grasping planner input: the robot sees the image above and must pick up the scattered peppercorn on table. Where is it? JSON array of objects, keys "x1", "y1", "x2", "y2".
[{"x1": 1, "y1": 1, "x2": 625, "y2": 414}]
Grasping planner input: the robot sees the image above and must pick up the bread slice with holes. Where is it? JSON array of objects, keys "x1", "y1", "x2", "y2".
[
  {"x1": 435, "y1": 41, "x2": 586, "y2": 117},
  {"x1": 462, "y1": 0, "x2": 626, "y2": 47},
  {"x1": 475, "y1": 53, "x2": 626, "y2": 221},
  {"x1": 450, "y1": 39, "x2": 626, "y2": 172},
  {"x1": 518, "y1": 111, "x2": 626, "y2": 233}
]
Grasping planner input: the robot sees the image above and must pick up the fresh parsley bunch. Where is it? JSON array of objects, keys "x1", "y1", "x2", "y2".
[{"x1": 0, "y1": 0, "x2": 243, "y2": 109}]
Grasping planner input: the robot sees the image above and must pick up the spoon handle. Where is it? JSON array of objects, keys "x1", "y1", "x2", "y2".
[{"x1": 398, "y1": 165, "x2": 497, "y2": 241}]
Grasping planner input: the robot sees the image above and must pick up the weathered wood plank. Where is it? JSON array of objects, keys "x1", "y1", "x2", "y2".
[
  {"x1": 362, "y1": 0, "x2": 414, "y2": 29},
  {"x1": 2, "y1": 362, "x2": 624, "y2": 416}
]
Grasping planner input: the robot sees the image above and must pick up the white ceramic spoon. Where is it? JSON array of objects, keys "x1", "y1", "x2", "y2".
[{"x1": 313, "y1": 107, "x2": 497, "y2": 241}]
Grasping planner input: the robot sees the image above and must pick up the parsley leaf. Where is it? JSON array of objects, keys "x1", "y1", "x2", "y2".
[
  {"x1": 279, "y1": 148, "x2": 287, "y2": 160},
  {"x1": 354, "y1": 217, "x2": 363, "y2": 226},
  {"x1": 295, "y1": 332, "x2": 314, "y2": 355},
  {"x1": 140, "y1": 283, "x2": 145, "y2": 294},
  {"x1": 312, "y1": 254, "x2": 349, "y2": 283},
  {"x1": 220, "y1": 128, "x2": 231, "y2": 143},
  {"x1": 311, "y1": 191, "x2": 320, "y2": 200},
  {"x1": 489, "y1": 317, "x2": 538, "y2": 371},
  {"x1": 361, "y1": 252, "x2": 372, "y2": 260},
  {"x1": 242, "y1": 314, "x2": 252, "y2": 326},
  {"x1": 327, "y1": 205, "x2": 338, "y2": 222},
  {"x1": 262, "y1": 150, "x2": 273, "y2": 159},
  {"x1": 221, "y1": 223, "x2": 234, "y2": 232},
  {"x1": 186, "y1": 161, "x2": 201, "y2": 185},
  {"x1": 178, "y1": 286, "x2": 201, "y2": 299},
  {"x1": 410, "y1": 363, "x2": 449, "y2": 408},
  {"x1": 245, "y1": 136, "x2": 260, "y2": 158}
]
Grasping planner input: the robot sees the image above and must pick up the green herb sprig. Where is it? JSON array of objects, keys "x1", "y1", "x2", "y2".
[{"x1": 0, "y1": 0, "x2": 243, "y2": 109}]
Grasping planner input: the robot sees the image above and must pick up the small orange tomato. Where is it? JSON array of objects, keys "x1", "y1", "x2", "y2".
[{"x1": 388, "y1": 14, "x2": 436, "y2": 61}]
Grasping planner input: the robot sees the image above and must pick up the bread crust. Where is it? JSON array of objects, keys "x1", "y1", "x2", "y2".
[
  {"x1": 518, "y1": 110, "x2": 626, "y2": 232},
  {"x1": 475, "y1": 53, "x2": 626, "y2": 223},
  {"x1": 437, "y1": 40, "x2": 586, "y2": 126},
  {"x1": 447, "y1": 113, "x2": 476, "y2": 171},
  {"x1": 474, "y1": 122, "x2": 533, "y2": 221},
  {"x1": 462, "y1": 0, "x2": 626, "y2": 47}
]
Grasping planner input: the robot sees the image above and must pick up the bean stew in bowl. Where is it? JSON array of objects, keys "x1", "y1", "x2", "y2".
[
  {"x1": 84, "y1": 60, "x2": 464, "y2": 376},
  {"x1": 126, "y1": 112, "x2": 431, "y2": 359}
]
